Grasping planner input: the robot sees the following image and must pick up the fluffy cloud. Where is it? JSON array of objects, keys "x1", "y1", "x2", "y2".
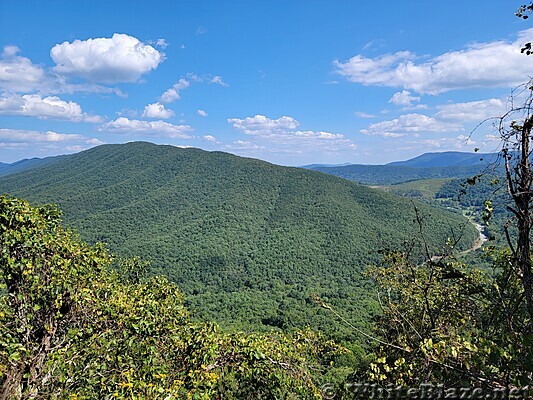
[
  {"x1": 0, "y1": 128, "x2": 85, "y2": 143},
  {"x1": 160, "y1": 78, "x2": 190, "y2": 103},
  {"x1": 142, "y1": 102, "x2": 174, "y2": 119},
  {"x1": 360, "y1": 113, "x2": 463, "y2": 137},
  {"x1": 197, "y1": 109, "x2": 208, "y2": 117},
  {"x1": 228, "y1": 115, "x2": 346, "y2": 141},
  {"x1": 435, "y1": 98, "x2": 505, "y2": 121},
  {"x1": 0, "y1": 128, "x2": 103, "y2": 161},
  {"x1": 102, "y1": 117, "x2": 193, "y2": 138},
  {"x1": 0, "y1": 128, "x2": 103, "y2": 147},
  {"x1": 160, "y1": 74, "x2": 227, "y2": 103},
  {"x1": 226, "y1": 114, "x2": 357, "y2": 161},
  {"x1": 2, "y1": 45, "x2": 20, "y2": 58},
  {"x1": 224, "y1": 140, "x2": 266, "y2": 151},
  {"x1": 335, "y1": 28, "x2": 533, "y2": 94},
  {"x1": 50, "y1": 33, "x2": 164, "y2": 83},
  {"x1": 292, "y1": 130, "x2": 343, "y2": 139},
  {"x1": 227, "y1": 115, "x2": 300, "y2": 135},
  {"x1": 389, "y1": 90, "x2": 421, "y2": 107},
  {"x1": 0, "y1": 46, "x2": 127, "y2": 96},
  {"x1": 0, "y1": 94, "x2": 102, "y2": 122},
  {"x1": 203, "y1": 135, "x2": 218, "y2": 142},
  {"x1": 408, "y1": 135, "x2": 476, "y2": 150},
  {"x1": 0, "y1": 47, "x2": 45, "y2": 92}
]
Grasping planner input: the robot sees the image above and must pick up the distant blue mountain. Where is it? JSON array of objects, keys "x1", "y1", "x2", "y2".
[
  {"x1": 0, "y1": 155, "x2": 70, "y2": 177},
  {"x1": 306, "y1": 164, "x2": 490, "y2": 185},
  {"x1": 2, "y1": 150, "x2": 501, "y2": 184},
  {"x1": 387, "y1": 151, "x2": 499, "y2": 168},
  {"x1": 305, "y1": 151, "x2": 503, "y2": 185},
  {"x1": 300, "y1": 162, "x2": 352, "y2": 168}
]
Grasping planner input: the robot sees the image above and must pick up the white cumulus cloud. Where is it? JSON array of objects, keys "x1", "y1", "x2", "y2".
[
  {"x1": 224, "y1": 140, "x2": 266, "y2": 151},
  {"x1": 2, "y1": 45, "x2": 20, "y2": 58},
  {"x1": 389, "y1": 90, "x2": 421, "y2": 107},
  {"x1": 102, "y1": 117, "x2": 193, "y2": 138},
  {"x1": 160, "y1": 74, "x2": 227, "y2": 103},
  {"x1": 0, "y1": 47, "x2": 45, "y2": 92},
  {"x1": 142, "y1": 102, "x2": 174, "y2": 119},
  {"x1": 409, "y1": 135, "x2": 476, "y2": 150},
  {"x1": 0, "y1": 46, "x2": 127, "y2": 96},
  {"x1": 227, "y1": 115, "x2": 300, "y2": 135},
  {"x1": 292, "y1": 130, "x2": 344, "y2": 139},
  {"x1": 50, "y1": 33, "x2": 164, "y2": 84},
  {"x1": 226, "y1": 114, "x2": 357, "y2": 162},
  {"x1": 160, "y1": 78, "x2": 190, "y2": 103},
  {"x1": 0, "y1": 94, "x2": 102, "y2": 122},
  {"x1": 0, "y1": 128, "x2": 84, "y2": 143},
  {"x1": 197, "y1": 109, "x2": 208, "y2": 117},
  {"x1": 0, "y1": 128, "x2": 103, "y2": 145},
  {"x1": 360, "y1": 113, "x2": 464, "y2": 137},
  {"x1": 435, "y1": 98, "x2": 505, "y2": 121},
  {"x1": 335, "y1": 28, "x2": 533, "y2": 94},
  {"x1": 0, "y1": 128, "x2": 104, "y2": 161},
  {"x1": 228, "y1": 115, "x2": 347, "y2": 142},
  {"x1": 203, "y1": 135, "x2": 219, "y2": 143}
]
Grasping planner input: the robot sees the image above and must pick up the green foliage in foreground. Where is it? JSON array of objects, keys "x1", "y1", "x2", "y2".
[
  {"x1": 0, "y1": 196, "x2": 341, "y2": 399},
  {"x1": 356, "y1": 250, "x2": 532, "y2": 391},
  {"x1": 0, "y1": 142, "x2": 478, "y2": 341}
]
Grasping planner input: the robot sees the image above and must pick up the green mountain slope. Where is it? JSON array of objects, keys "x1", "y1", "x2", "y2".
[
  {"x1": 0, "y1": 142, "x2": 478, "y2": 341},
  {"x1": 374, "y1": 178, "x2": 453, "y2": 201}
]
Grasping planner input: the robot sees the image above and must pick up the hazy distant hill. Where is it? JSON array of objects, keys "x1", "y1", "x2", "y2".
[
  {"x1": 306, "y1": 151, "x2": 502, "y2": 185},
  {"x1": 0, "y1": 155, "x2": 69, "y2": 177},
  {"x1": 0, "y1": 142, "x2": 478, "y2": 340},
  {"x1": 300, "y1": 162, "x2": 352, "y2": 168},
  {"x1": 306, "y1": 164, "x2": 490, "y2": 185},
  {"x1": 387, "y1": 151, "x2": 497, "y2": 168}
]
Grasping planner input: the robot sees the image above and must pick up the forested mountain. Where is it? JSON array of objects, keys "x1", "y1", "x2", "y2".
[{"x1": 0, "y1": 142, "x2": 478, "y2": 341}]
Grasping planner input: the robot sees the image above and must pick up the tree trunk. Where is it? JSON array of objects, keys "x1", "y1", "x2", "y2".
[{"x1": 511, "y1": 118, "x2": 533, "y2": 326}]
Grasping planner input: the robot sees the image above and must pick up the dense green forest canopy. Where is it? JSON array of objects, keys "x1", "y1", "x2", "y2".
[
  {"x1": 0, "y1": 196, "x2": 340, "y2": 398},
  {"x1": 0, "y1": 142, "x2": 478, "y2": 341}
]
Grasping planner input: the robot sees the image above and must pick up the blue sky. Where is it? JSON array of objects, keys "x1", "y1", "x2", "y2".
[{"x1": 1, "y1": 1, "x2": 532, "y2": 165}]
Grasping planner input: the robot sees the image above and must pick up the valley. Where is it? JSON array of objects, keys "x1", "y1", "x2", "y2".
[
  {"x1": 2, "y1": 2, "x2": 530, "y2": 395},
  {"x1": 0, "y1": 142, "x2": 480, "y2": 343}
]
